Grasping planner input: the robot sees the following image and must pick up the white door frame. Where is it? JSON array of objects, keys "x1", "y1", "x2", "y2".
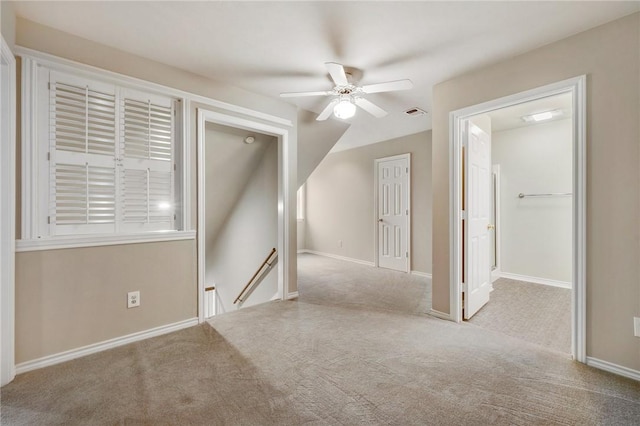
[
  {"x1": 491, "y1": 164, "x2": 501, "y2": 284},
  {"x1": 0, "y1": 36, "x2": 17, "y2": 386},
  {"x1": 374, "y1": 153, "x2": 411, "y2": 272},
  {"x1": 196, "y1": 108, "x2": 292, "y2": 323},
  {"x1": 449, "y1": 76, "x2": 586, "y2": 362}
]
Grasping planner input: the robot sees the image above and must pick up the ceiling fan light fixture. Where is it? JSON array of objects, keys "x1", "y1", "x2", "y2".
[{"x1": 333, "y1": 96, "x2": 356, "y2": 119}]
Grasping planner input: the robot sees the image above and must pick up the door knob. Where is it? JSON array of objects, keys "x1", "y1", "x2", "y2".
[
  {"x1": 378, "y1": 219, "x2": 383, "y2": 222},
  {"x1": 487, "y1": 224, "x2": 495, "y2": 230}
]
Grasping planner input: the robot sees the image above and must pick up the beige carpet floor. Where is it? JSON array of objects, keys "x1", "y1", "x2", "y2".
[
  {"x1": 2, "y1": 254, "x2": 639, "y2": 425},
  {"x1": 468, "y1": 278, "x2": 572, "y2": 354},
  {"x1": 297, "y1": 252, "x2": 431, "y2": 316}
]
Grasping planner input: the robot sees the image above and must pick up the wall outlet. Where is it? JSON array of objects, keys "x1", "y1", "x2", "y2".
[
  {"x1": 127, "y1": 291, "x2": 140, "y2": 309},
  {"x1": 634, "y1": 317, "x2": 640, "y2": 338}
]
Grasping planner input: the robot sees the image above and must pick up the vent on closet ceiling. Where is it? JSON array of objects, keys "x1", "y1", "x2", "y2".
[{"x1": 404, "y1": 107, "x2": 427, "y2": 116}]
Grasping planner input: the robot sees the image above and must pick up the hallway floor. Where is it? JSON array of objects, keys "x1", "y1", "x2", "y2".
[{"x1": 297, "y1": 252, "x2": 431, "y2": 316}]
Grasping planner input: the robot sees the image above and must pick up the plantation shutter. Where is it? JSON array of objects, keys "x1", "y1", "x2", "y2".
[
  {"x1": 49, "y1": 72, "x2": 117, "y2": 235},
  {"x1": 119, "y1": 89, "x2": 175, "y2": 232}
]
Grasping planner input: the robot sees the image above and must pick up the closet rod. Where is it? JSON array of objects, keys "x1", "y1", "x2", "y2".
[{"x1": 518, "y1": 192, "x2": 572, "y2": 198}]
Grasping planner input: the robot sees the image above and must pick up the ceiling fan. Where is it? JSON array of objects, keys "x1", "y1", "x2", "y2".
[{"x1": 279, "y1": 62, "x2": 413, "y2": 121}]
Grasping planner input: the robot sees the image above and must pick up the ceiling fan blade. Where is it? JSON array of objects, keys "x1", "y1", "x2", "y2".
[
  {"x1": 325, "y1": 62, "x2": 349, "y2": 86},
  {"x1": 355, "y1": 97, "x2": 388, "y2": 118},
  {"x1": 361, "y1": 79, "x2": 413, "y2": 94},
  {"x1": 280, "y1": 90, "x2": 332, "y2": 98},
  {"x1": 316, "y1": 99, "x2": 339, "y2": 121}
]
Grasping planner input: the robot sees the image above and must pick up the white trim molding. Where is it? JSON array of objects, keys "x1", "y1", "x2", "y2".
[
  {"x1": 16, "y1": 230, "x2": 196, "y2": 252},
  {"x1": 300, "y1": 249, "x2": 375, "y2": 267},
  {"x1": 16, "y1": 318, "x2": 198, "y2": 375},
  {"x1": 0, "y1": 35, "x2": 17, "y2": 386},
  {"x1": 448, "y1": 76, "x2": 587, "y2": 363},
  {"x1": 499, "y1": 272, "x2": 571, "y2": 289},
  {"x1": 586, "y1": 357, "x2": 640, "y2": 382},
  {"x1": 197, "y1": 109, "x2": 292, "y2": 324},
  {"x1": 411, "y1": 271, "x2": 432, "y2": 279}
]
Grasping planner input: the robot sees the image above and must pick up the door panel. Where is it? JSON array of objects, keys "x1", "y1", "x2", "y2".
[
  {"x1": 377, "y1": 155, "x2": 409, "y2": 272},
  {"x1": 464, "y1": 121, "x2": 492, "y2": 319}
]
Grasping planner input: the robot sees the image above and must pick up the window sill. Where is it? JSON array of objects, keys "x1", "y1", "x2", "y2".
[{"x1": 16, "y1": 230, "x2": 197, "y2": 252}]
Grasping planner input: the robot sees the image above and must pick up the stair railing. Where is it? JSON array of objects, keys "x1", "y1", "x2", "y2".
[{"x1": 234, "y1": 247, "x2": 277, "y2": 304}]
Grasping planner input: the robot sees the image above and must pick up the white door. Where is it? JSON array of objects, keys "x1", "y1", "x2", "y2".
[
  {"x1": 376, "y1": 154, "x2": 410, "y2": 272},
  {"x1": 464, "y1": 121, "x2": 492, "y2": 319}
]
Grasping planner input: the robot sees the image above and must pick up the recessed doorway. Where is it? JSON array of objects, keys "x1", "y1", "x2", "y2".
[{"x1": 449, "y1": 76, "x2": 586, "y2": 361}]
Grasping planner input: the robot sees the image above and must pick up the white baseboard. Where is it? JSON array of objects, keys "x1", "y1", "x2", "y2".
[
  {"x1": 586, "y1": 357, "x2": 640, "y2": 382},
  {"x1": 499, "y1": 272, "x2": 571, "y2": 289},
  {"x1": 287, "y1": 291, "x2": 299, "y2": 299},
  {"x1": 299, "y1": 249, "x2": 375, "y2": 267},
  {"x1": 411, "y1": 270, "x2": 432, "y2": 279},
  {"x1": 429, "y1": 309, "x2": 452, "y2": 321},
  {"x1": 15, "y1": 317, "x2": 198, "y2": 375}
]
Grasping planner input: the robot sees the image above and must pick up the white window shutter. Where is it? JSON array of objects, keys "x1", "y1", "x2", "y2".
[
  {"x1": 119, "y1": 89, "x2": 175, "y2": 232},
  {"x1": 49, "y1": 72, "x2": 117, "y2": 235}
]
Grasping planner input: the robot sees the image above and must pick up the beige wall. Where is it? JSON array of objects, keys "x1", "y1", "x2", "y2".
[
  {"x1": 432, "y1": 13, "x2": 639, "y2": 370},
  {"x1": 305, "y1": 131, "x2": 432, "y2": 274},
  {"x1": 14, "y1": 19, "x2": 298, "y2": 363},
  {"x1": 493, "y1": 119, "x2": 572, "y2": 283},
  {"x1": 15, "y1": 240, "x2": 196, "y2": 363}
]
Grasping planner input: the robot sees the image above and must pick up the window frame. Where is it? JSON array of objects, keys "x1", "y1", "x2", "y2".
[{"x1": 18, "y1": 52, "x2": 194, "y2": 251}]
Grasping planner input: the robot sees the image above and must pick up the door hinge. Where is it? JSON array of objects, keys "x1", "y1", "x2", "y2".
[
  {"x1": 173, "y1": 214, "x2": 177, "y2": 220},
  {"x1": 48, "y1": 82, "x2": 51, "y2": 91},
  {"x1": 173, "y1": 163, "x2": 177, "y2": 171},
  {"x1": 406, "y1": 167, "x2": 409, "y2": 173},
  {"x1": 47, "y1": 152, "x2": 51, "y2": 161},
  {"x1": 406, "y1": 251, "x2": 409, "y2": 258},
  {"x1": 47, "y1": 216, "x2": 51, "y2": 224},
  {"x1": 406, "y1": 209, "x2": 409, "y2": 215},
  {"x1": 461, "y1": 211, "x2": 467, "y2": 220},
  {"x1": 462, "y1": 283, "x2": 468, "y2": 292}
]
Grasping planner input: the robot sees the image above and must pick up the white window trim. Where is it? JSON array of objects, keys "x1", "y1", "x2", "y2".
[
  {"x1": 16, "y1": 230, "x2": 196, "y2": 252},
  {"x1": 19, "y1": 52, "x2": 193, "y2": 250},
  {"x1": 17, "y1": 47, "x2": 292, "y2": 252}
]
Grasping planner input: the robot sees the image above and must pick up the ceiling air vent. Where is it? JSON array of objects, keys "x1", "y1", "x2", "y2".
[{"x1": 404, "y1": 107, "x2": 427, "y2": 116}]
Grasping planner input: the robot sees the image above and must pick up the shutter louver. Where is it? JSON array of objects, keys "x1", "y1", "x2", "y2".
[
  {"x1": 122, "y1": 169, "x2": 148, "y2": 223},
  {"x1": 46, "y1": 71, "x2": 177, "y2": 237},
  {"x1": 53, "y1": 82, "x2": 116, "y2": 155},
  {"x1": 120, "y1": 92, "x2": 174, "y2": 231},
  {"x1": 123, "y1": 99, "x2": 172, "y2": 161},
  {"x1": 50, "y1": 75, "x2": 117, "y2": 235},
  {"x1": 54, "y1": 163, "x2": 116, "y2": 225}
]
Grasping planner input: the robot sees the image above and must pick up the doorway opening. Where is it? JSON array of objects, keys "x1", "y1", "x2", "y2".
[
  {"x1": 196, "y1": 109, "x2": 292, "y2": 323},
  {"x1": 449, "y1": 76, "x2": 586, "y2": 361}
]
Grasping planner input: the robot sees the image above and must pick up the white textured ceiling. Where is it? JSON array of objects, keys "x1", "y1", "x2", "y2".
[
  {"x1": 12, "y1": 1, "x2": 639, "y2": 151},
  {"x1": 488, "y1": 93, "x2": 573, "y2": 132}
]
